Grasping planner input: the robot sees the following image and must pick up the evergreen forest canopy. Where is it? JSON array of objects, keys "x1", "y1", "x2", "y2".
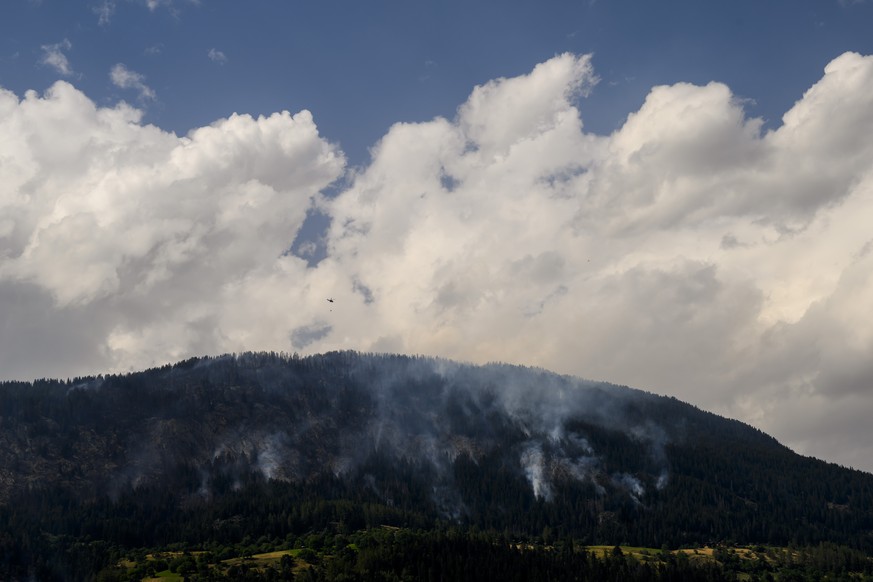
[{"x1": 1, "y1": 351, "x2": 872, "y2": 580}]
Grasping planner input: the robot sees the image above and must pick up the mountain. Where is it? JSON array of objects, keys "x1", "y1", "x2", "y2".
[{"x1": 2, "y1": 351, "x2": 873, "y2": 578}]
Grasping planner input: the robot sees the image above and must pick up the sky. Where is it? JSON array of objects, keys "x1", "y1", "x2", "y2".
[{"x1": 2, "y1": 0, "x2": 873, "y2": 473}]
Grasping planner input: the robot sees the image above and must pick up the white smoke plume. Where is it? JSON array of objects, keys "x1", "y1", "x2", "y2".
[{"x1": 520, "y1": 443, "x2": 552, "y2": 501}]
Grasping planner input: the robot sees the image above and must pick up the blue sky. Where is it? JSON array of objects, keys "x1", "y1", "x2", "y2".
[
  {"x1": 5, "y1": 0, "x2": 872, "y2": 164},
  {"x1": 3, "y1": 0, "x2": 873, "y2": 472}
]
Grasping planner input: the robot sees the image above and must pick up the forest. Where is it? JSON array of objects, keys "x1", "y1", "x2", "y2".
[{"x1": 1, "y1": 351, "x2": 873, "y2": 580}]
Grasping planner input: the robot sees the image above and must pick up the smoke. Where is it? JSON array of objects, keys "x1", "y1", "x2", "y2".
[
  {"x1": 613, "y1": 473, "x2": 645, "y2": 502},
  {"x1": 25, "y1": 351, "x2": 681, "y2": 510},
  {"x1": 558, "y1": 447, "x2": 601, "y2": 486},
  {"x1": 326, "y1": 353, "x2": 678, "y2": 505},
  {"x1": 629, "y1": 421, "x2": 671, "y2": 489},
  {"x1": 66, "y1": 376, "x2": 104, "y2": 393},
  {"x1": 254, "y1": 432, "x2": 287, "y2": 480},
  {"x1": 656, "y1": 470, "x2": 669, "y2": 491},
  {"x1": 520, "y1": 443, "x2": 552, "y2": 501}
]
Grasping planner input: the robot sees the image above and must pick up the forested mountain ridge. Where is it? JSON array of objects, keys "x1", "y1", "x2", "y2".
[{"x1": 2, "y1": 350, "x2": 873, "y2": 577}]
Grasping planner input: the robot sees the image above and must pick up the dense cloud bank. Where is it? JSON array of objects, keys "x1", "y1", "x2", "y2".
[{"x1": 2, "y1": 53, "x2": 873, "y2": 471}]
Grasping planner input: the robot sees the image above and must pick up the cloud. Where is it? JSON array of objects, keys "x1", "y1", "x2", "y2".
[
  {"x1": 145, "y1": 0, "x2": 199, "y2": 14},
  {"x1": 208, "y1": 48, "x2": 228, "y2": 65},
  {"x1": 317, "y1": 51, "x2": 873, "y2": 471},
  {"x1": 93, "y1": 0, "x2": 198, "y2": 25},
  {"x1": 110, "y1": 63, "x2": 156, "y2": 101},
  {"x1": 0, "y1": 80, "x2": 344, "y2": 377},
  {"x1": 3, "y1": 52, "x2": 873, "y2": 473},
  {"x1": 93, "y1": 0, "x2": 115, "y2": 25},
  {"x1": 40, "y1": 39, "x2": 73, "y2": 76},
  {"x1": 290, "y1": 322, "x2": 332, "y2": 350}
]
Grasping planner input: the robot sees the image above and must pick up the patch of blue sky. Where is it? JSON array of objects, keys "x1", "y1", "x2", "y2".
[{"x1": 3, "y1": 0, "x2": 872, "y2": 167}]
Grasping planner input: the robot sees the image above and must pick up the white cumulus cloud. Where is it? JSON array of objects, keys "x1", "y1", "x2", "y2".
[
  {"x1": 316, "y1": 51, "x2": 873, "y2": 472},
  {"x1": 0, "y1": 81, "x2": 344, "y2": 377},
  {"x1": 2, "y1": 52, "x2": 873, "y2": 473}
]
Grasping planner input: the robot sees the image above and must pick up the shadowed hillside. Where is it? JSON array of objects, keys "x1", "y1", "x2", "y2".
[{"x1": 2, "y1": 351, "x2": 873, "y2": 579}]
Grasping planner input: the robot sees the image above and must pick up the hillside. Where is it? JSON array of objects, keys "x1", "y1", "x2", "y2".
[{"x1": 1, "y1": 351, "x2": 872, "y2": 579}]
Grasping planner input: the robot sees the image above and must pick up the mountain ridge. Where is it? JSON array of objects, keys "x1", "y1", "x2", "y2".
[{"x1": 2, "y1": 350, "x2": 872, "y2": 553}]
